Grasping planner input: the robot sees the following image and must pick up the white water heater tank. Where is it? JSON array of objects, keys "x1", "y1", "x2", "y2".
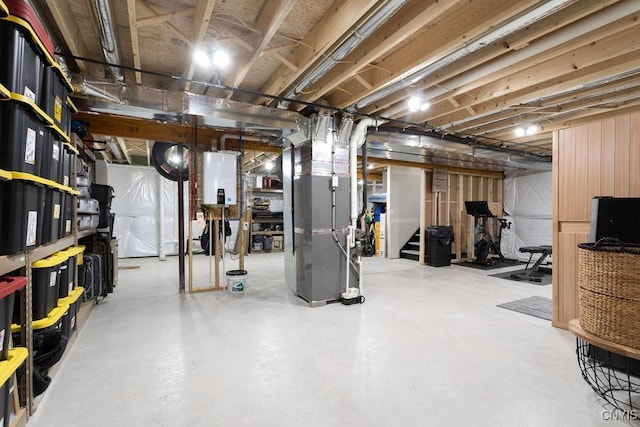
[{"x1": 202, "y1": 151, "x2": 237, "y2": 205}]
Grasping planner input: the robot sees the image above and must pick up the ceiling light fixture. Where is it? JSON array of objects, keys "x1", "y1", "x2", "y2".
[
  {"x1": 194, "y1": 47, "x2": 231, "y2": 70},
  {"x1": 408, "y1": 96, "x2": 430, "y2": 112},
  {"x1": 264, "y1": 160, "x2": 274, "y2": 171},
  {"x1": 514, "y1": 124, "x2": 540, "y2": 137}
]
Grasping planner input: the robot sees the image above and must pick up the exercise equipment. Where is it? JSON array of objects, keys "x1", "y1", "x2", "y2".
[
  {"x1": 510, "y1": 245, "x2": 552, "y2": 282},
  {"x1": 465, "y1": 201, "x2": 509, "y2": 266}
]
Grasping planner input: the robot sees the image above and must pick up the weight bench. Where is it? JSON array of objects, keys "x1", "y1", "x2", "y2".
[{"x1": 510, "y1": 245, "x2": 552, "y2": 282}]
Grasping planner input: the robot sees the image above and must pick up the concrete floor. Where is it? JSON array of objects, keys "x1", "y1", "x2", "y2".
[{"x1": 28, "y1": 253, "x2": 628, "y2": 426}]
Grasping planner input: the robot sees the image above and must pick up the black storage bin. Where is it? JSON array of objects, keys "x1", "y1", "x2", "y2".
[
  {"x1": 42, "y1": 187, "x2": 62, "y2": 245},
  {"x1": 58, "y1": 246, "x2": 84, "y2": 298},
  {"x1": 40, "y1": 131, "x2": 63, "y2": 184},
  {"x1": 0, "y1": 174, "x2": 46, "y2": 255},
  {"x1": 0, "y1": 101, "x2": 45, "y2": 176},
  {"x1": 427, "y1": 226, "x2": 454, "y2": 267},
  {"x1": 61, "y1": 144, "x2": 73, "y2": 188},
  {"x1": 0, "y1": 276, "x2": 26, "y2": 361},
  {"x1": 31, "y1": 254, "x2": 63, "y2": 320},
  {"x1": 41, "y1": 66, "x2": 70, "y2": 129},
  {"x1": 0, "y1": 20, "x2": 43, "y2": 105},
  {"x1": 60, "y1": 287, "x2": 82, "y2": 337}
]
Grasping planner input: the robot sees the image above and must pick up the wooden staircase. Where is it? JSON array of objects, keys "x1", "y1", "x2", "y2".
[{"x1": 399, "y1": 228, "x2": 421, "y2": 261}]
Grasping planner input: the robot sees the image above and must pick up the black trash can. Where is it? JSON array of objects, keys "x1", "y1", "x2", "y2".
[{"x1": 427, "y1": 226, "x2": 454, "y2": 267}]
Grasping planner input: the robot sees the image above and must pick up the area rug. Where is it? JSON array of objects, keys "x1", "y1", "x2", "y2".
[
  {"x1": 489, "y1": 268, "x2": 552, "y2": 286},
  {"x1": 456, "y1": 258, "x2": 521, "y2": 270},
  {"x1": 497, "y1": 296, "x2": 552, "y2": 321}
]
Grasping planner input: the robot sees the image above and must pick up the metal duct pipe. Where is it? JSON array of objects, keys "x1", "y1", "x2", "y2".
[
  {"x1": 385, "y1": 0, "x2": 640, "y2": 120},
  {"x1": 354, "y1": 0, "x2": 576, "y2": 110},
  {"x1": 285, "y1": 0, "x2": 409, "y2": 99},
  {"x1": 87, "y1": 0, "x2": 124, "y2": 82},
  {"x1": 350, "y1": 119, "x2": 377, "y2": 227}
]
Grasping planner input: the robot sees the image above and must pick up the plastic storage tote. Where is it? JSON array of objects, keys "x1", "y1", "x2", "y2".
[
  {"x1": 0, "y1": 101, "x2": 45, "y2": 176},
  {"x1": 40, "y1": 131, "x2": 63, "y2": 183},
  {"x1": 61, "y1": 144, "x2": 73, "y2": 188},
  {"x1": 0, "y1": 20, "x2": 43, "y2": 104},
  {"x1": 11, "y1": 302, "x2": 68, "y2": 345},
  {"x1": 0, "y1": 348, "x2": 28, "y2": 427},
  {"x1": 0, "y1": 172, "x2": 46, "y2": 255},
  {"x1": 31, "y1": 254, "x2": 64, "y2": 320},
  {"x1": 0, "y1": 276, "x2": 26, "y2": 361},
  {"x1": 60, "y1": 287, "x2": 83, "y2": 338},
  {"x1": 77, "y1": 198, "x2": 99, "y2": 214},
  {"x1": 41, "y1": 65, "x2": 71, "y2": 129},
  {"x1": 42, "y1": 187, "x2": 62, "y2": 245},
  {"x1": 56, "y1": 246, "x2": 84, "y2": 298},
  {"x1": 3, "y1": 0, "x2": 55, "y2": 57}
]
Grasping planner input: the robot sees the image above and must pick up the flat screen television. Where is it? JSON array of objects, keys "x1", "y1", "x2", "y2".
[{"x1": 589, "y1": 197, "x2": 640, "y2": 243}]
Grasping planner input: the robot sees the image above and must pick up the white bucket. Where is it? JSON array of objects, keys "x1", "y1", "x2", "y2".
[{"x1": 225, "y1": 269, "x2": 247, "y2": 293}]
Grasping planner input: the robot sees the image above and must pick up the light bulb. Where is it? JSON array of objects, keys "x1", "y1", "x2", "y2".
[
  {"x1": 212, "y1": 49, "x2": 230, "y2": 69},
  {"x1": 420, "y1": 101, "x2": 430, "y2": 111},
  {"x1": 526, "y1": 125, "x2": 540, "y2": 136},
  {"x1": 264, "y1": 161, "x2": 274, "y2": 171},
  {"x1": 514, "y1": 127, "x2": 525, "y2": 137},
  {"x1": 408, "y1": 96, "x2": 422, "y2": 112},
  {"x1": 194, "y1": 48, "x2": 210, "y2": 67}
]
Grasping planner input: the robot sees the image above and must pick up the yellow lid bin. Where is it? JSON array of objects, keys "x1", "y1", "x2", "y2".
[{"x1": 31, "y1": 254, "x2": 65, "y2": 320}]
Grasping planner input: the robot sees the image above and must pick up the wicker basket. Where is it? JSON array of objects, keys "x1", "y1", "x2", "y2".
[{"x1": 578, "y1": 238, "x2": 640, "y2": 349}]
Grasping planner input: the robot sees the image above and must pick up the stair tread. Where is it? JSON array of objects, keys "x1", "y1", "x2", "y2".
[
  {"x1": 400, "y1": 249, "x2": 420, "y2": 255},
  {"x1": 407, "y1": 242, "x2": 419, "y2": 246}
]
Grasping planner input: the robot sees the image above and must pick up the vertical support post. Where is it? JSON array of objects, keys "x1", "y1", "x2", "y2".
[
  {"x1": 177, "y1": 144, "x2": 185, "y2": 292},
  {"x1": 21, "y1": 253, "x2": 33, "y2": 415},
  {"x1": 214, "y1": 218, "x2": 220, "y2": 288},
  {"x1": 419, "y1": 169, "x2": 426, "y2": 265}
]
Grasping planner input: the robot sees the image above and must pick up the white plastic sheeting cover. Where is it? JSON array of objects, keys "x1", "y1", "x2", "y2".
[
  {"x1": 107, "y1": 164, "x2": 188, "y2": 258},
  {"x1": 501, "y1": 171, "x2": 552, "y2": 262}
]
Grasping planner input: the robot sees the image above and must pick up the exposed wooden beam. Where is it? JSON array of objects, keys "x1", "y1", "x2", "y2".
[
  {"x1": 126, "y1": 0, "x2": 142, "y2": 84},
  {"x1": 116, "y1": 137, "x2": 133, "y2": 164},
  {"x1": 354, "y1": 74, "x2": 372, "y2": 90},
  {"x1": 43, "y1": 0, "x2": 104, "y2": 77},
  {"x1": 230, "y1": 0, "x2": 297, "y2": 89},
  {"x1": 359, "y1": 0, "x2": 624, "y2": 115},
  {"x1": 182, "y1": 0, "x2": 217, "y2": 91},
  {"x1": 138, "y1": 0, "x2": 193, "y2": 48},
  {"x1": 418, "y1": 28, "x2": 640, "y2": 127},
  {"x1": 257, "y1": 0, "x2": 380, "y2": 102},
  {"x1": 296, "y1": 0, "x2": 462, "y2": 105},
  {"x1": 321, "y1": 0, "x2": 541, "y2": 109},
  {"x1": 272, "y1": 52, "x2": 298, "y2": 72},
  {"x1": 136, "y1": 8, "x2": 196, "y2": 27}
]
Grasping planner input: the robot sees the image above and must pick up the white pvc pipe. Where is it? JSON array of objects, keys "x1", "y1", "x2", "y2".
[
  {"x1": 350, "y1": 119, "x2": 377, "y2": 226},
  {"x1": 157, "y1": 173, "x2": 166, "y2": 261}
]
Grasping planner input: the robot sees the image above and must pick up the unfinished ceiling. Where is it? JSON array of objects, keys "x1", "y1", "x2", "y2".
[{"x1": 33, "y1": 0, "x2": 640, "y2": 170}]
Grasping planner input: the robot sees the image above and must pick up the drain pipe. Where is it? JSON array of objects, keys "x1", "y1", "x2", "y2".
[
  {"x1": 87, "y1": 0, "x2": 124, "y2": 82},
  {"x1": 346, "y1": 118, "x2": 376, "y2": 298}
]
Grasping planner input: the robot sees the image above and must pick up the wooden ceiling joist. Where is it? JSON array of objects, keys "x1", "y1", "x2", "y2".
[
  {"x1": 126, "y1": 0, "x2": 142, "y2": 84},
  {"x1": 229, "y1": 0, "x2": 296, "y2": 89},
  {"x1": 182, "y1": 0, "x2": 217, "y2": 91},
  {"x1": 256, "y1": 0, "x2": 380, "y2": 102}
]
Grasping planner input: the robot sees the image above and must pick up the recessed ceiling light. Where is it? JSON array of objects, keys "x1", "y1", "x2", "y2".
[
  {"x1": 212, "y1": 49, "x2": 231, "y2": 69},
  {"x1": 194, "y1": 48, "x2": 210, "y2": 67},
  {"x1": 408, "y1": 96, "x2": 422, "y2": 112}
]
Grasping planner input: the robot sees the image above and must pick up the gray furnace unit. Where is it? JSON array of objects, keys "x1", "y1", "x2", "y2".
[{"x1": 283, "y1": 115, "x2": 359, "y2": 305}]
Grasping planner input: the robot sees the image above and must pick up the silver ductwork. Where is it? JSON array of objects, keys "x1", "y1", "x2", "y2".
[
  {"x1": 285, "y1": 0, "x2": 409, "y2": 99},
  {"x1": 354, "y1": 0, "x2": 577, "y2": 110},
  {"x1": 87, "y1": 0, "x2": 124, "y2": 82},
  {"x1": 365, "y1": 130, "x2": 552, "y2": 172}
]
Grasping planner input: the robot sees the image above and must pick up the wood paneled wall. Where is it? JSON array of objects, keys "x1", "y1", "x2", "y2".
[
  {"x1": 552, "y1": 112, "x2": 640, "y2": 329},
  {"x1": 421, "y1": 170, "x2": 503, "y2": 263}
]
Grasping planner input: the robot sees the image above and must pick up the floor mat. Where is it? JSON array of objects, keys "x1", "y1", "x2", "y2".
[
  {"x1": 497, "y1": 296, "x2": 552, "y2": 320},
  {"x1": 456, "y1": 258, "x2": 521, "y2": 270},
  {"x1": 490, "y1": 268, "x2": 552, "y2": 286}
]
